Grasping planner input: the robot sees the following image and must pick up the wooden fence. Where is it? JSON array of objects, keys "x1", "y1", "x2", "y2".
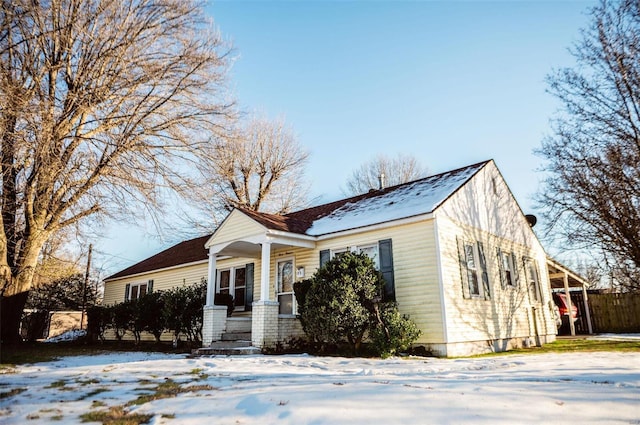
[{"x1": 572, "y1": 292, "x2": 640, "y2": 334}]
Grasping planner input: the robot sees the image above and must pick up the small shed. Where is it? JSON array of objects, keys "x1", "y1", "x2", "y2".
[{"x1": 547, "y1": 258, "x2": 593, "y2": 336}]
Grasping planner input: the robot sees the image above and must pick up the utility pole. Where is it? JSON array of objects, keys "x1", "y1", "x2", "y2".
[{"x1": 80, "y1": 244, "x2": 92, "y2": 331}]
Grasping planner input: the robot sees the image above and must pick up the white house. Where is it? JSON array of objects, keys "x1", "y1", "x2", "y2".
[{"x1": 104, "y1": 160, "x2": 566, "y2": 356}]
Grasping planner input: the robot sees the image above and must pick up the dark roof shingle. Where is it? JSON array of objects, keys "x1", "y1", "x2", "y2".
[{"x1": 106, "y1": 234, "x2": 211, "y2": 280}]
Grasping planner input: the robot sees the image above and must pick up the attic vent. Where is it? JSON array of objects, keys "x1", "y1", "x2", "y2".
[{"x1": 387, "y1": 201, "x2": 395, "y2": 206}]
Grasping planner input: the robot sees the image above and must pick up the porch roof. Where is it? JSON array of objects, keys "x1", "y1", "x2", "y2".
[{"x1": 547, "y1": 257, "x2": 589, "y2": 289}]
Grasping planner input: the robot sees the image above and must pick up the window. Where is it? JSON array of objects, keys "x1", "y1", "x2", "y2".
[
  {"x1": 358, "y1": 244, "x2": 379, "y2": 269},
  {"x1": 217, "y1": 266, "x2": 247, "y2": 311},
  {"x1": 219, "y1": 270, "x2": 230, "y2": 295},
  {"x1": 331, "y1": 247, "x2": 349, "y2": 259},
  {"x1": 464, "y1": 244, "x2": 481, "y2": 296},
  {"x1": 277, "y1": 259, "x2": 294, "y2": 315},
  {"x1": 321, "y1": 239, "x2": 394, "y2": 301},
  {"x1": 330, "y1": 244, "x2": 379, "y2": 269},
  {"x1": 498, "y1": 249, "x2": 518, "y2": 287},
  {"x1": 234, "y1": 267, "x2": 246, "y2": 308},
  {"x1": 126, "y1": 282, "x2": 148, "y2": 301},
  {"x1": 525, "y1": 258, "x2": 541, "y2": 302},
  {"x1": 458, "y1": 239, "x2": 490, "y2": 300}
]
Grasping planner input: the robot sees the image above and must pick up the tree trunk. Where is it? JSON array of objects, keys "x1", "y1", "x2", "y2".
[{"x1": 1, "y1": 291, "x2": 29, "y2": 343}]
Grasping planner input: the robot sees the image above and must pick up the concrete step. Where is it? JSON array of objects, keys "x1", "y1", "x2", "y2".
[
  {"x1": 193, "y1": 345, "x2": 261, "y2": 356},
  {"x1": 226, "y1": 317, "x2": 252, "y2": 333},
  {"x1": 208, "y1": 340, "x2": 252, "y2": 349},
  {"x1": 221, "y1": 331, "x2": 251, "y2": 341}
]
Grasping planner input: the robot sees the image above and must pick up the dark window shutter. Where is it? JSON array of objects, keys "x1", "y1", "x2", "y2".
[
  {"x1": 124, "y1": 283, "x2": 130, "y2": 301},
  {"x1": 319, "y1": 250, "x2": 330, "y2": 268},
  {"x1": 497, "y1": 248, "x2": 506, "y2": 288},
  {"x1": 147, "y1": 280, "x2": 154, "y2": 293},
  {"x1": 512, "y1": 253, "x2": 520, "y2": 287},
  {"x1": 457, "y1": 237, "x2": 471, "y2": 299},
  {"x1": 245, "y1": 263, "x2": 254, "y2": 311},
  {"x1": 378, "y1": 239, "x2": 395, "y2": 301},
  {"x1": 477, "y1": 242, "x2": 490, "y2": 299}
]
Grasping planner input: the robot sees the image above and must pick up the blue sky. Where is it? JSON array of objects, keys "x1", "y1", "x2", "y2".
[{"x1": 96, "y1": 0, "x2": 597, "y2": 277}]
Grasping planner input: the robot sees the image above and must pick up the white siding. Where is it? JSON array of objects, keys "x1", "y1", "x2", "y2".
[
  {"x1": 312, "y1": 220, "x2": 446, "y2": 344},
  {"x1": 434, "y1": 163, "x2": 557, "y2": 351},
  {"x1": 437, "y1": 161, "x2": 542, "y2": 250},
  {"x1": 207, "y1": 210, "x2": 265, "y2": 247},
  {"x1": 103, "y1": 261, "x2": 208, "y2": 306}
]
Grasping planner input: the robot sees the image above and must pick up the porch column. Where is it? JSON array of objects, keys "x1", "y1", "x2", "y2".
[
  {"x1": 252, "y1": 240, "x2": 279, "y2": 350},
  {"x1": 563, "y1": 272, "x2": 576, "y2": 336},
  {"x1": 203, "y1": 249, "x2": 226, "y2": 347},
  {"x1": 206, "y1": 249, "x2": 217, "y2": 307},
  {"x1": 581, "y1": 284, "x2": 593, "y2": 334},
  {"x1": 260, "y1": 241, "x2": 272, "y2": 301}
]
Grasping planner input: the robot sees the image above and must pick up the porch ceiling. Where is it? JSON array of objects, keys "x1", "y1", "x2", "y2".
[
  {"x1": 216, "y1": 240, "x2": 305, "y2": 259},
  {"x1": 217, "y1": 241, "x2": 261, "y2": 258}
]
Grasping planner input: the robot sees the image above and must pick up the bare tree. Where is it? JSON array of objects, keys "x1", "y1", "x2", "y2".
[
  {"x1": 0, "y1": 0, "x2": 233, "y2": 341},
  {"x1": 537, "y1": 0, "x2": 640, "y2": 291},
  {"x1": 187, "y1": 115, "x2": 310, "y2": 231},
  {"x1": 344, "y1": 153, "x2": 429, "y2": 195}
]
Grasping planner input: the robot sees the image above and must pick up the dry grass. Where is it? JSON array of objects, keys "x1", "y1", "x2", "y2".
[
  {"x1": 79, "y1": 406, "x2": 153, "y2": 425},
  {"x1": 127, "y1": 379, "x2": 216, "y2": 406},
  {"x1": 0, "y1": 387, "x2": 26, "y2": 399}
]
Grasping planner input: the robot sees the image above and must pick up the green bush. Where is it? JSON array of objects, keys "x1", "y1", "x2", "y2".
[
  {"x1": 110, "y1": 302, "x2": 134, "y2": 341},
  {"x1": 135, "y1": 291, "x2": 165, "y2": 343},
  {"x1": 86, "y1": 305, "x2": 110, "y2": 342},
  {"x1": 162, "y1": 279, "x2": 206, "y2": 345},
  {"x1": 296, "y1": 251, "x2": 420, "y2": 357},
  {"x1": 369, "y1": 302, "x2": 421, "y2": 358},
  {"x1": 301, "y1": 252, "x2": 378, "y2": 353}
]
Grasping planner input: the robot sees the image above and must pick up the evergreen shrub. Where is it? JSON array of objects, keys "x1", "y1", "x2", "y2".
[{"x1": 295, "y1": 251, "x2": 420, "y2": 356}]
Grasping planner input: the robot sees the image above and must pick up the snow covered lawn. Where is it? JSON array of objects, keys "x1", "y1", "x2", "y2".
[{"x1": 1, "y1": 351, "x2": 638, "y2": 424}]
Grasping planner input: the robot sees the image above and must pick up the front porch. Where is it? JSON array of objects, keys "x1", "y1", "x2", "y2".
[{"x1": 201, "y1": 210, "x2": 315, "y2": 350}]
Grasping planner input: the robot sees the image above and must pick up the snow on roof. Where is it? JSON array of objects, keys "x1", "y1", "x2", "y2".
[{"x1": 306, "y1": 161, "x2": 487, "y2": 235}]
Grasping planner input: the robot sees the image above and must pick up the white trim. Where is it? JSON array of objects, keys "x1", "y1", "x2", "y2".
[
  {"x1": 433, "y1": 217, "x2": 449, "y2": 343},
  {"x1": 330, "y1": 247, "x2": 349, "y2": 257},
  {"x1": 266, "y1": 229, "x2": 316, "y2": 242},
  {"x1": 104, "y1": 259, "x2": 208, "y2": 282},
  {"x1": 260, "y1": 242, "x2": 272, "y2": 301},
  {"x1": 206, "y1": 251, "x2": 217, "y2": 307}
]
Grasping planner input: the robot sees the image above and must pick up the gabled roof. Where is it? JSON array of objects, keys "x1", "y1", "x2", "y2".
[
  {"x1": 240, "y1": 160, "x2": 489, "y2": 236},
  {"x1": 109, "y1": 160, "x2": 490, "y2": 280},
  {"x1": 105, "y1": 234, "x2": 211, "y2": 280}
]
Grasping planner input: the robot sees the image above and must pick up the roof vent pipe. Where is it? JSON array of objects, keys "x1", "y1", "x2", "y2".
[{"x1": 379, "y1": 173, "x2": 386, "y2": 190}]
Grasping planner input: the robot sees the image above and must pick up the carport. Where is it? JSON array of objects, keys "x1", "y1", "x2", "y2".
[{"x1": 547, "y1": 258, "x2": 593, "y2": 336}]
